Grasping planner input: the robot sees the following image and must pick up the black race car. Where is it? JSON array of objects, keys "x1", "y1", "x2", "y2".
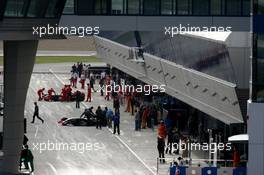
[
  {"x1": 59, "y1": 117, "x2": 97, "y2": 126},
  {"x1": 58, "y1": 116, "x2": 107, "y2": 127}
]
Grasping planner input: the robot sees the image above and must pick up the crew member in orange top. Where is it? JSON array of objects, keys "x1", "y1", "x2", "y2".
[
  {"x1": 86, "y1": 83, "x2": 92, "y2": 102},
  {"x1": 125, "y1": 93, "x2": 132, "y2": 112},
  {"x1": 37, "y1": 88, "x2": 45, "y2": 101},
  {"x1": 232, "y1": 146, "x2": 240, "y2": 167},
  {"x1": 141, "y1": 106, "x2": 150, "y2": 129},
  {"x1": 47, "y1": 88, "x2": 55, "y2": 101}
]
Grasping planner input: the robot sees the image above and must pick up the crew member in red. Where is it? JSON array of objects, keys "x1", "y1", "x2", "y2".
[
  {"x1": 86, "y1": 83, "x2": 92, "y2": 102},
  {"x1": 47, "y1": 88, "x2": 55, "y2": 101},
  {"x1": 80, "y1": 73, "x2": 86, "y2": 89},
  {"x1": 118, "y1": 84, "x2": 123, "y2": 105},
  {"x1": 37, "y1": 88, "x2": 45, "y2": 101},
  {"x1": 61, "y1": 85, "x2": 67, "y2": 101},
  {"x1": 66, "y1": 85, "x2": 72, "y2": 101},
  {"x1": 105, "y1": 77, "x2": 111, "y2": 101},
  {"x1": 125, "y1": 93, "x2": 132, "y2": 112}
]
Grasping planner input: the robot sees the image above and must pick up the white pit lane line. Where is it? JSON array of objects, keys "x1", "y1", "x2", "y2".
[{"x1": 49, "y1": 69, "x2": 157, "y2": 175}]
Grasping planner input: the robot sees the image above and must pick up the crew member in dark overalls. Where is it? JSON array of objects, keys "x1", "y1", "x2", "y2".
[
  {"x1": 95, "y1": 106, "x2": 103, "y2": 129},
  {"x1": 31, "y1": 102, "x2": 44, "y2": 124}
]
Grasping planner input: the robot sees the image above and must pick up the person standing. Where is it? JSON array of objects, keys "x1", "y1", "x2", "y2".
[
  {"x1": 131, "y1": 95, "x2": 135, "y2": 116},
  {"x1": 71, "y1": 64, "x2": 77, "y2": 73},
  {"x1": 77, "y1": 62, "x2": 83, "y2": 78},
  {"x1": 73, "y1": 72, "x2": 78, "y2": 88},
  {"x1": 90, "y1": 76, "x2": 96, "y2": 92},
  {"x1": 113, "y1": 110, "x2": 120, "y2": 135},
  {"x1": 86, "y1": 83, "x2": 92, "y2": 102},
  {"x1": 157, "y1": 136, "x2": 166, "y2": 163},
  {"x1": 99, "y1": 78, "x2": 105, "y2": 96},
  {"x1": 31, "y1": 102, "x2": 44, "y2": 124},
  {"x1": 165, "y1": 127, "x2": 174, "y2": 154},
  {"x1": 157, "y1": 120, "x2": 167, "y2": 163},
  {"x1": 135, "y1": 109, "x2": 140, "y2": 131},
  {"x1": 80, "y1": 72, "x2": 86, "y2": 89},
  {"x1": 106, "y1": 108, "x2": 114, "y2": 128},
  {"x1": 232, "y1": 146, "x2": 240, "y2": 167},
  {"x1": 75, "y1": 90, "x2": 82, "y2": 109},
  {"x1": 125, "y1": 93, "x2": 132, "y2": 112},
  {"x1": 95, "y1": 106, "x2": 103, "y2": 129},
  {"x1": 113, "y1": 96, "x2": 120, "y2": 113},
  {"x1": 141, "y1": 106, "x2": 150, "y2": 129}
]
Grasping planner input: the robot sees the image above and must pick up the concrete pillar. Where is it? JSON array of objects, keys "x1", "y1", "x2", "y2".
[
  {"x1": 0, "y1": 40, "x2": 38, "y2": 174},
  {"x1": 247, "y1": 100, "x2": 264, "y2": 175}
]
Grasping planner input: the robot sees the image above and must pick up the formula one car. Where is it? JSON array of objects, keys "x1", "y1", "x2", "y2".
[
  {"x1": 59, "y1": 117, "x2": 97, "y2": 126},
  {"x1": 42, "y1": 92, "x2": 85, "y2": 102},
  {"x1": 58, "y1": 114, "x2": 107, "y2": 127}
]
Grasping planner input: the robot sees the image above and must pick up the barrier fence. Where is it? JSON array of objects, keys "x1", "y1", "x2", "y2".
[{"x1": 157, "y1": 158, "x2": 247, "y2": 175}]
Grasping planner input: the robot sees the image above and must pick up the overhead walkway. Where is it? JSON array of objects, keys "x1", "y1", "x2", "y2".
[{"x1": 94, "y1": 36, "x2": 243, "y2": 124}]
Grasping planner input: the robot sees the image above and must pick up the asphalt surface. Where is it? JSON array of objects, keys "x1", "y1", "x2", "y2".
[{"x1": 24, "y1": 64, "x2": 159, "y2": 175}]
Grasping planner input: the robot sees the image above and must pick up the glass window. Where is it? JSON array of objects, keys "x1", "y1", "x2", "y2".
[
  {"x1": 254, "y1": 34, "x2": 264, "y2": 102},
  {"x1": 46, "y1": 0, "x2": 66, "y2": 17},
  {"x1": 4, "y1": 0, "x2": 29, "y2": 17},
  {"x1": 193, "y1": 0, "x2": 209, "y2": 15},
  {"x1": 256, "y1": 86, "x2": 264, "y2": 102},
  {"x1": 95, "y1": 0, "x2": 101, "y2": 14},
  {"x1": 112, "y1": 0, "x2": 124, "y2": 14},
  {"x1": 77, "y1": 0, "x2": 93, "y2": 15},
  {"x1": 177, "y1": 0, "x2": 190, "y2": 15},
  {"x1": 257, "y1": 35, "x2": 264, "y2": 58},
  {"x1": 242, "y1": 0, "x2": 250, "y2": 15},
  {"x1": 0, "y1": 1, "x2": 4, "y2": 19},
  {"x1": 143, "y1": 0, "x2": 159, "y2": 15},
  {"x1": 258, "y1": 0, "x2": 264, "y2": 14},
  {"x1": 101, "y1": 0, "x2": 107, "y2": 14},
  {"x1": 127, "y1": 0, "x2": 140, "y2": 14},
  {"x1": 161, "y1": 0, "x2": 172, "y2": 15},
  {"x1": 226, "y1": 0, "x2": 242, "y2": 16},
  {"x1": 27, "y1": 0, "x2": 49, "y2": 17},
  {"x1": 211, "y1": 0, "x2": 222, "y2": 15},
  {"x1": 95, "y1": 0, "x2": 107, "y2": 14},
  {"x1": 63, "y1": 0, "x2": 75, "y2": 14},
  {"x1": 257, "y1": 60, "x2": 264, "y2": 84},
  {"x1": 173, "y1": 0, "x2": 177, "y2": 15}
]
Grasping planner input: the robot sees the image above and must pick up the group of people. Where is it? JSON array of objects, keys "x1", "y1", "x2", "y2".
[
  {"x1": 156, "y1": 120, "x2": 185, "y2": 164},
  {"x1": 37, "y1": 88, "x2": 56, "y2": 101},
  {"x1": 70, "y1": 63, "x2": 95, "y2": 90},
  {"x1": 70, "y1": 63, "x2": 98, "y2": 103},
  {"x1": 80, "y1": 106, "x2": 121, "y2": 135},
  {"x1": 134, "y1": 103, "x2": 158, "y2": 131}
]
